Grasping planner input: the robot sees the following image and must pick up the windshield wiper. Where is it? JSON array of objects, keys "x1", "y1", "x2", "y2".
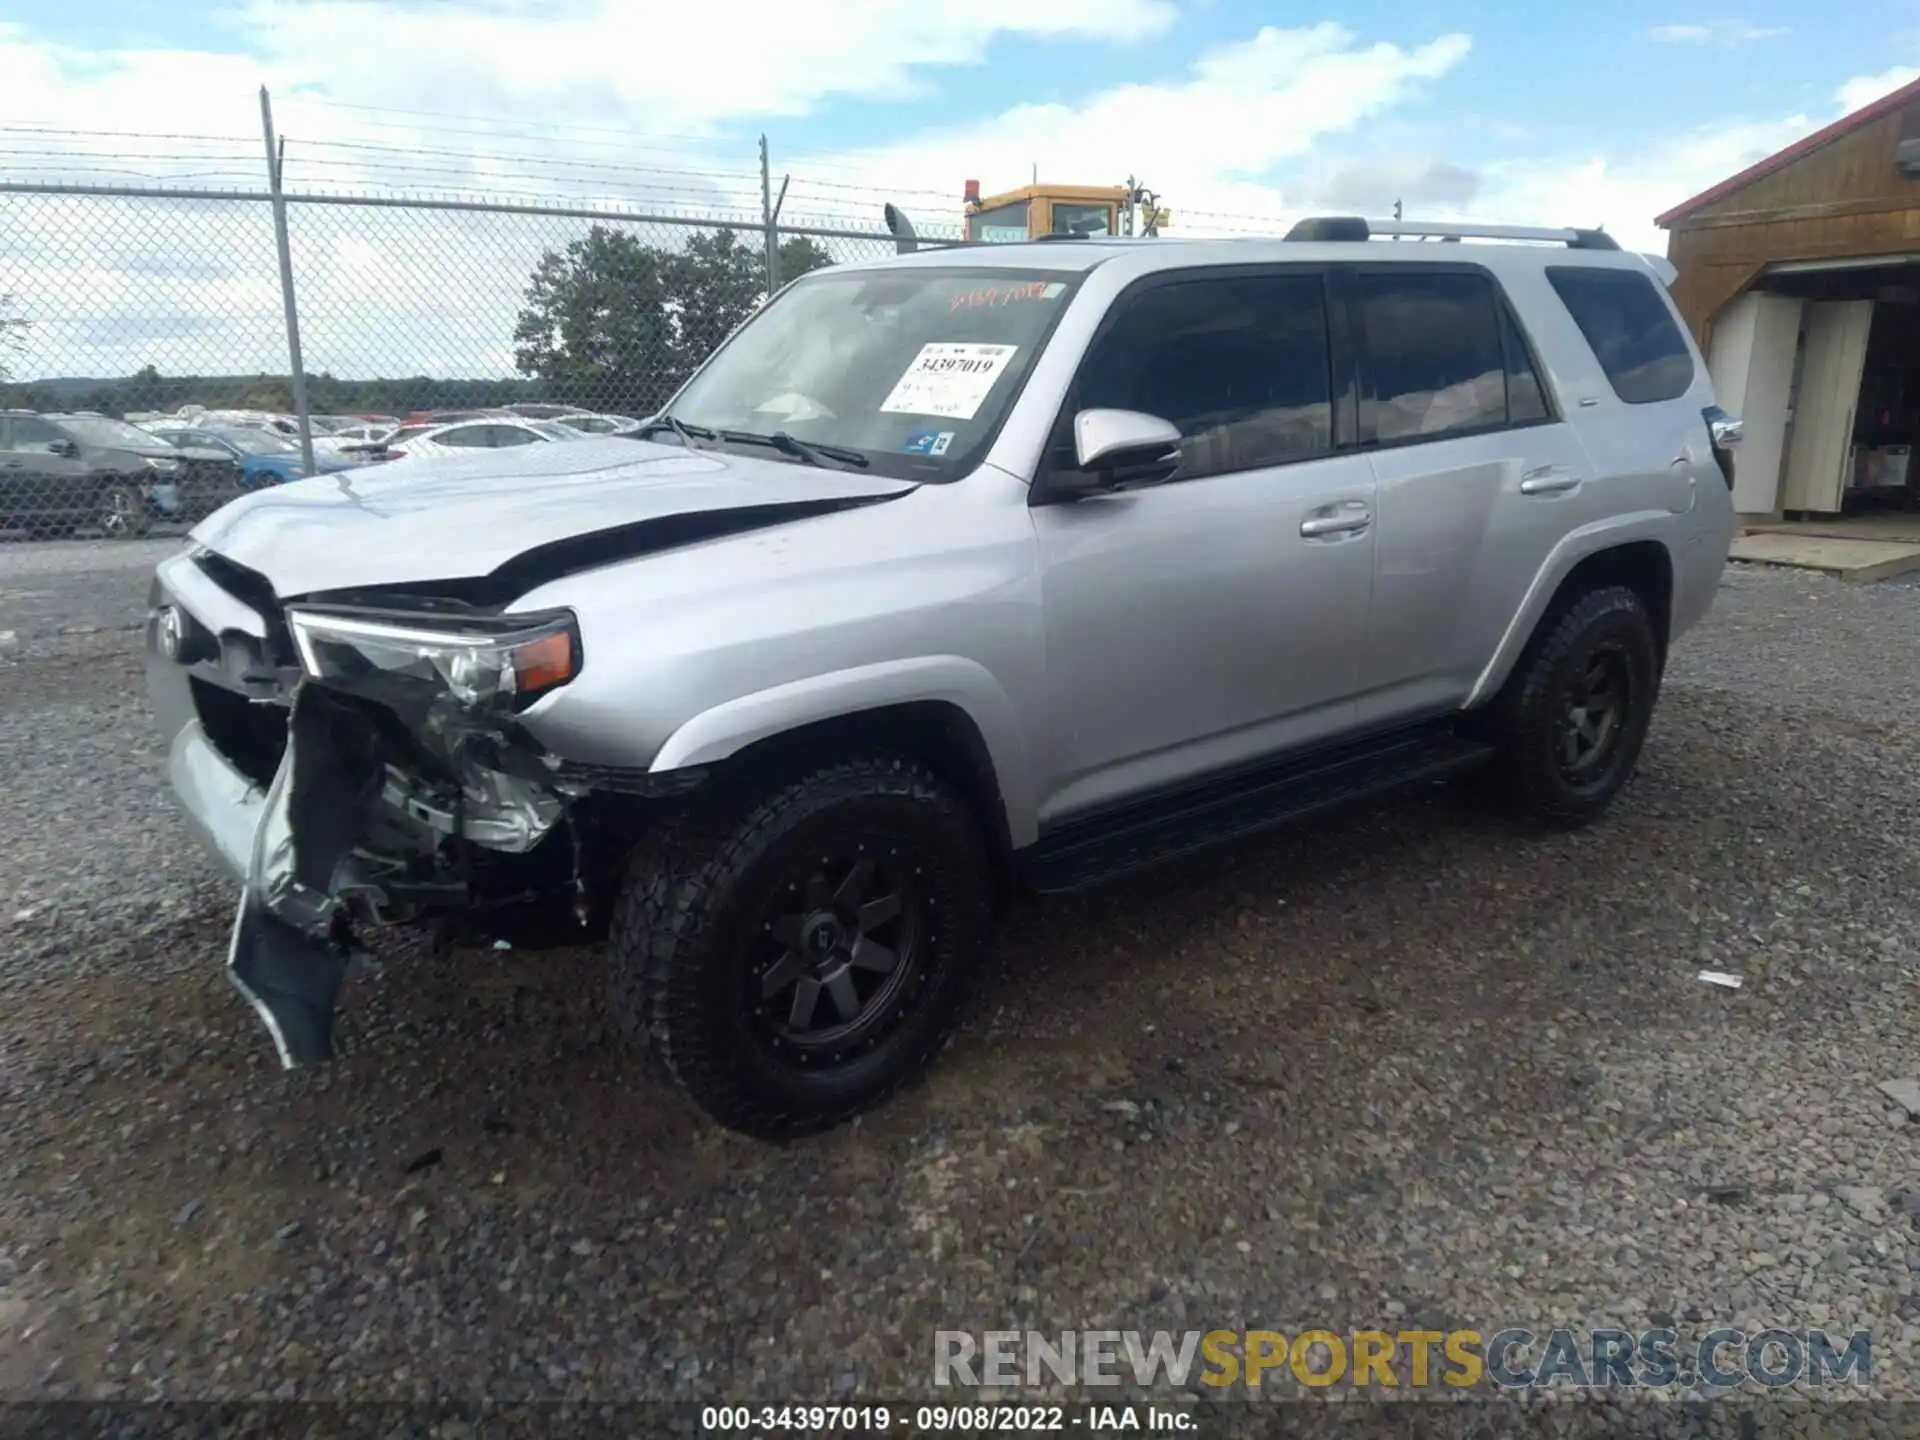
[
  {"x1": 635, "y1": 414, "x2": 716, "y2": 449},
  {"x1": 717, "y1": 429, "x2": 870, "y2": 471}
]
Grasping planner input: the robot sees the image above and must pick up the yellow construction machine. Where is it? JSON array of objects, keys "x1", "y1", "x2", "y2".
[{"x1": 882, "y1": 178, "x2": 1167, "y2": 252}]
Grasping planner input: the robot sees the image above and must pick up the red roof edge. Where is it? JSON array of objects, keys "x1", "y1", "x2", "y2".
[{"x1": 1656, "y1": 74, "x2": 1920, "y2": 228}]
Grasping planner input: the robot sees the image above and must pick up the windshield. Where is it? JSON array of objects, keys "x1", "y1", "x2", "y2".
[
  {"x1": 61, "y1": 417, "x2": 162, "y2": 449},
  {"x1": 668, "y1": 266, "x2": 1084, "y2": 479},
  {"x1": 213, "y1": 428, "x2": 295, "y2": 455}
]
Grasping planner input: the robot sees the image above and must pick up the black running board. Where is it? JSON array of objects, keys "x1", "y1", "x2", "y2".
[{"x1": 1019, "y1": 724, "x2": 1495, "y2": 894}]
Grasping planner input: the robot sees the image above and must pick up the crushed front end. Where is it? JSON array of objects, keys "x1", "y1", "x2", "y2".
[{"x1": 146, "y1": 544, "x2": 656, "y2": 1067}]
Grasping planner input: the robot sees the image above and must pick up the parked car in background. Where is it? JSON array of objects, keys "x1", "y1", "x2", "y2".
[
  {"x1": 504, "y1": 403, "x2": 592, "y2": 421},
  {"x1": 401, "y1": 408, "x2": 507, "y2": 427},
  {"x1": 556, "y1": 412, "x2": 643, "y2": 436},
  {"x1": 314, "y1": 421, "x2": 398, "y2": 450},
  {"x1": 143, "y1": 423, "x2": 364, "y2": 484},
  {"x1": 375, "y1": 417, "x2": 588, "y2": 460},
  {"x1": 1, "y1": 411, "x2": 241, "y2": 536}
]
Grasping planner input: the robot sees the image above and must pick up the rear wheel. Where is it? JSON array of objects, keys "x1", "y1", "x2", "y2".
[
  {"x1": 97, "y1": 482, "x2": 151, "y2": 539},
  {"x1": 608, "y1": 758, "x2": 993, "y2": 1139},
  {"x1": 1483, "y1": 585, "x2": 1661, "y2": 829}
]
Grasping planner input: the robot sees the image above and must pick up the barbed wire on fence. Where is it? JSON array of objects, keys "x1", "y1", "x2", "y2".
[{"x1": 0, "y1": 95, "x2": 1304, "y2": 541}]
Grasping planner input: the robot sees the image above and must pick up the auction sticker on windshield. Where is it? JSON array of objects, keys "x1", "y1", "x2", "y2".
[{"x1": 880, "y1": 343, "x2": 1018, "y2": 421}]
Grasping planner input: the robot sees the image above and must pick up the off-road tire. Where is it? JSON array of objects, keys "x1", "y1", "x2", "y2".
[
  {"x1": 1484, "y1": 585, "x2": 1661, "y2": 830},
  {"x1": 608, "y1": 758, "x2": 993, "y2": 1140}
]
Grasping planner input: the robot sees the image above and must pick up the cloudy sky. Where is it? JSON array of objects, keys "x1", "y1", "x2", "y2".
[{"x1": 2, "y1": 1, "x2": 1917, "y2": 380}]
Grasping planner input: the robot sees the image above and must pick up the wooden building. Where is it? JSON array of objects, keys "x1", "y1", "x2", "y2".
[{"x1": 1659, "y1": 77, "x2": 1920, "y2": 519}]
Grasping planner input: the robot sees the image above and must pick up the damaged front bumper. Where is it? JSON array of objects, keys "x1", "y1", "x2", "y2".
[{"x1": 146, "y1": 550, "x2": 625, "y2": 1068}]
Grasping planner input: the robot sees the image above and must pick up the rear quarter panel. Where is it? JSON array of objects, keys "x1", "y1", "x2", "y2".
[{"x1": 1466, "y1": 254, "x2": 1732, "y2": 704}]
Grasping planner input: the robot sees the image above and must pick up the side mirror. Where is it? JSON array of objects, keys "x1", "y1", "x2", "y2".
[
  {"x1": 50, "y1": 438, "x2": 79, "y2": 458},
  {"x1": 1039, "y1": 408, "x2": 1182, "y2": 500}
]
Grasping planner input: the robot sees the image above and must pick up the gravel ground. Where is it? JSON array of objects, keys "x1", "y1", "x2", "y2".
[{"x1": 1, "y1": 545, "x2": 1917, "y2": 1422}]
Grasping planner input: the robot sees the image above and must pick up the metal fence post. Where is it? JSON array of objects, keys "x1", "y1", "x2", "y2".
[
  {"x1": 760, "y1": 135, "x2": 778, "y2": 296},
  {"x1": 259, "y1": 86, "x2": 316, "y2": 476}
]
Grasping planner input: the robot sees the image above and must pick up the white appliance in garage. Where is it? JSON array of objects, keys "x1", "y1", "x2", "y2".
[
  {"x1": 1781, "y1": 299, "x2": 1875, "y2": 513},
  {"x1": 1708, "y1": 291, "x2": 1802, "y2": 515}
]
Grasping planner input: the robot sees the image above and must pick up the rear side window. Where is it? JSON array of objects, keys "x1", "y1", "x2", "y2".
[
  {"x1": 6, "y1": 417, "x2": 64, "y2": 449},
  {"x1": 1501, "y1": 309, "x2": 1550, "y2": 424},
  {"x1": 1074, "y1": 272, "x2": 1334, "y2": 480},
  {"x1": 1546, "y1": 266, "x2": 1694, "y2": 404},
  {"x1": 1353, "y1": 271, "x2": 1510, "y2": 444}
]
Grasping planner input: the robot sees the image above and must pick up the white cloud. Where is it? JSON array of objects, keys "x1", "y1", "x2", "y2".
[
  {"x1": 5, "y1": 0, "x2": 1179, "y2": 142},
  {"x1": 1647, "y1": 20, "x2": 1788, "y2": 45},
  {"x1": 1835, "y1": 65, "x2": 1920, "y2": 115},
  {"x1": 1460, "y1": 115, "x2": 1817, "y2": 251},
  {"x1": 781, "y1": 24, "x2": 1473, "y2": 230},
  {"x1": 0, "y1": 4, "x2": 1913, "y2": 379}
]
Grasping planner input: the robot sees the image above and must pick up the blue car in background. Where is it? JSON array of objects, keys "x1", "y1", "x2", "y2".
[{"x1": 145, "y1": 424, "x2": 366, "y2": 485}]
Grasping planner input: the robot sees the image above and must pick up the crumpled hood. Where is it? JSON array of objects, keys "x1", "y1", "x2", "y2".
[{"x1": 190, "y1": 437, "x2": 917, "y2": 598}]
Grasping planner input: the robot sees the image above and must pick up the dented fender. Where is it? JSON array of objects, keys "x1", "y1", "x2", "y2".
[{"x1": 647, "y1": 656, "x2": 1040, "y2": 847}]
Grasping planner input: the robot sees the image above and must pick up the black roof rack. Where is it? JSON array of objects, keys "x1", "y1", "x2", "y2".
[{"x1": 1283, "y1": 216, "x2": 1621, "y2": 250}]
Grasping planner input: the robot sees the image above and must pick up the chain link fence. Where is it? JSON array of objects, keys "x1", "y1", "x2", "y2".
[{"x1": 0, "y1": 179, "x2": 960, "y2": 540}]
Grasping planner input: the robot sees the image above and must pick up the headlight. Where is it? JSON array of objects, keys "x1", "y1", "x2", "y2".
[
  {"x1": 285, "y1": 606, "x2": 581, "y2": 709},
  {"x1": 146, "y1": 456, "x2": 181, "y2": 473}
]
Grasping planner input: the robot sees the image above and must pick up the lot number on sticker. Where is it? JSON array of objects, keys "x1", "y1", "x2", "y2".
[{"x1": 880, "y1": 343, "x2": 1018, "y2": 420}]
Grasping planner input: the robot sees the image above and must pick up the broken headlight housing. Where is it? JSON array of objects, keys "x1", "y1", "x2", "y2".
[{"x1": 284, "y1": 606, "x2": 582, "y2": 711}]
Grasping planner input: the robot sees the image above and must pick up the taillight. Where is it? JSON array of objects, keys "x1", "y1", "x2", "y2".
[
  {"x1": 1702, "y1": 405, "x2": 1742, "y2": 489},
  {"x1": 384, "y1": 449, "x2": 405, "y2": 459}
]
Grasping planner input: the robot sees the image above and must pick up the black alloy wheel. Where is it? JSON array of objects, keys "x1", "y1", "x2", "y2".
[
  {"x1": 1484, "y1": 584, "x2": 1660, "y2": 829},
  {"x1": 1556, "y1": 643, "x2": 1631, "y2": 781},
  {"x1": 751, "y1": 849, "x2": 921, "y2": 1062},
  {"x1": 608, "y1": 757, "x2": 994, "y2": 1139}
]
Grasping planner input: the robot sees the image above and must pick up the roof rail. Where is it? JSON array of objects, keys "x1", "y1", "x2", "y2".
[{"x1": 1283, "y1": 216, "x2": 1621, "y2": 251}]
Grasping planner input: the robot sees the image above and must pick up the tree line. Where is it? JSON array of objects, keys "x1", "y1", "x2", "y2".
[{"x1": 0, "y1": 227, "x2": 835, "y2": 419}]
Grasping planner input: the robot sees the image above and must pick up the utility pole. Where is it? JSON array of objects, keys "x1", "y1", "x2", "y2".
[{"x1": 260, "y1": 86, "x2": 315, "y2": 478}]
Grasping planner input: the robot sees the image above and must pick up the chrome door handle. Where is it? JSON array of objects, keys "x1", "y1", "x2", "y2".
[
  {"x1": 1519, "y1": 466, "x2": 1581, "y2": 495},
  {"x1": 1300, "y1": 509, "x2": 1372, "y2": 538}
]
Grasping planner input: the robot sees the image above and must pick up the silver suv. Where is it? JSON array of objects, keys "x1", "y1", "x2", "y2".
[{"x1": 146, "y1": 216, "x2": 1741, "y2": 1139}]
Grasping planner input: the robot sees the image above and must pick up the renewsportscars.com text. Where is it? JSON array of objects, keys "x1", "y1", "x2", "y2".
[{"x1": 934, "y1": 1327, "x2": 1873, "y2": 1390}]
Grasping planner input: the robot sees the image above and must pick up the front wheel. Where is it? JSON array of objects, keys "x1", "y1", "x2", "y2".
[
  {"x1": 1483, "y1": 585, "x2": 1661, "y2": 829},
  {"x1": 97, "y1": 482, "x2": 151, "y2": 539},
  {"x1": 608, "y1": 758, "x2": 993, "y2": 1139}
]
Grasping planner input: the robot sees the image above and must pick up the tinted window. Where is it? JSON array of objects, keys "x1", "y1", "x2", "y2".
[
  {"x1": 58, "y1": 416, "x2": 159, "y2": 449},
  {"x1": 1354, "y1": 271, "x2": 1507, "y2": 444},
  {"x1": 1546, "y1": 266, "x2": 1694, "y2": 404},
  {"x1": 1073, "y1": 273, "x2": 1333, "y2": 479},
  {"x1": 7, "y1": 417, "x2": 64, "y2": 449},
  {"x1": 490, "y1": 425, "x2": 541, "y2": 447},
  {"x1": 1502, "y1": 307, "x2": 1550, "y2": 424},
  {"x1": 435, "y1": 425, "x2": 490, "y2": 448}
]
